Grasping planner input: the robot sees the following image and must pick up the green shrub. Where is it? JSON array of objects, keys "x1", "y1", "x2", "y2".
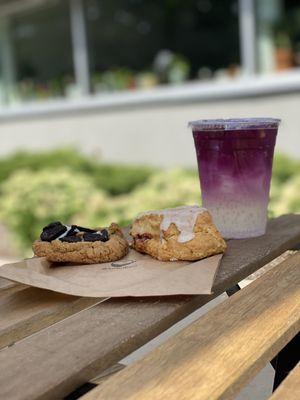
[
  {"x1": 272, "y1": 153, "x2": 300, "y2": 184},
  {"x1": 0, "y1": 148, "x2": 155, "y2": 196},
  {"x1": 270, "y1": 174, "x2": 300, "y2": 216},
  {"x1": 0, "y1": 168, "x2": 108, "y2": 253},
  {"x1": 109, "y1": 168, "x2": 201, "y2": 226},
  {"x1": 91, "y1": 163, "x2": 156, "y2": 196}
]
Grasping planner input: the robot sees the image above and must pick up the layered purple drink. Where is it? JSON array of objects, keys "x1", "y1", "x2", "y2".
[{"x1": 190, "y1": 118, "x2": 280, "y2": 239}]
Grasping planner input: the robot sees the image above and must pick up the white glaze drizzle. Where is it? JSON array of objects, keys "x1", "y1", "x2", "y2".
[{"x1": 138, "y1": 205, "x2": 206, "y2": 243}]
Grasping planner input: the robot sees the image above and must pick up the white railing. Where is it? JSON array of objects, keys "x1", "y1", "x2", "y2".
[{"x1": 1, "y1": 70, "x2": 300, "y2": 119}]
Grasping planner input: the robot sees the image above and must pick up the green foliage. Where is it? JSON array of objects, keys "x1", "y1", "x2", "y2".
[
  {"x1": 112, "y1": 168, "x2": 201, "y2": 226},
  {"x1": 0, "y1": 168, "x2": 107, "y2": 252},
  {"x1": 0, "y1": 149, "x2": 298, "y2": 255},
  {"x1": 91, "y1": 164, "x2": 156, "y2": 196},
  {"x1": 0, "y1": 148, "x2": 155, "y2": 196},
  {"x1": 272, "y1": 153, "x2": 300, "y2": 184},
  {"x1": 270, "y1": 174, "x2": 300, "y2": 216}
]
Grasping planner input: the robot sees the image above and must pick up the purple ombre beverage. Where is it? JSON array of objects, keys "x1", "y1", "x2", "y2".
[{"x1": 189, "y1": 118, "x2": 280, "y2": 239}]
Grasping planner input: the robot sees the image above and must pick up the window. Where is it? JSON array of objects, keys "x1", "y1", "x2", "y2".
[
  {"x1": 0, "y1": 0, "x2": 74, "y2": 105},
  {"x1": 85, "y1": 0, "x2": 240, "y2": 93},
  {"x1": 6, "y1": 0, "x2": 300, "y2": 109}
]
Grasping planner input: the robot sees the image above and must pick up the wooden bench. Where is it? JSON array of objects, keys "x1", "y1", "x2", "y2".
[
  {"x1": 0, "y1": 214, "x2": 299, "y2": 400},
  {"x1": 81, "y1": 251, "x2": 299, "y2": 400}
]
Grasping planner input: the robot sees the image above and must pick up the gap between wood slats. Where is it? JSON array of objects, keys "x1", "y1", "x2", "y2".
[{"x1": 268, "y1": 363, "x2": 300, "y2": 400}]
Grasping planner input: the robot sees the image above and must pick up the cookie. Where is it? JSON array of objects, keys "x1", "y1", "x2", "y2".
[
  {"x1": 33, "y1": 223, "x2": 129, "y2": 264},
  {"x1": 130, "y1": 205, "x2": 226, "y2": 261}
]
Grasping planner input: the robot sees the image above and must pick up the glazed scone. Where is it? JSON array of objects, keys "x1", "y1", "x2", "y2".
[
  {"x1": 130, "y1": 205, "x2": 226, "y2": 261},
  {"x1": 33, "y1": 222, "x2": 129, "y2": 264}
]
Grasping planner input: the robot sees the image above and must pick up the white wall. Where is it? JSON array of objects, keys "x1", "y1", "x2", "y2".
[{"x1": 0, "y1": 92, "x2": 299, "y2": 167}]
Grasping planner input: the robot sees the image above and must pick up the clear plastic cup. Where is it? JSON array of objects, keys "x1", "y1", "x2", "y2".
[{"x1": 189, "y1": 118, "x2": 280, "y2": 239}]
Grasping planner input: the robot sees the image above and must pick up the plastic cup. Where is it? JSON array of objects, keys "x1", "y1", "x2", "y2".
[{"x1": 189, "y1": 118, "x2": 280, "y2": 239}]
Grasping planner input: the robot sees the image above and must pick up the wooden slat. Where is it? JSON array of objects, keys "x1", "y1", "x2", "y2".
[
  {"x1": 0, "y1": 294, "x2": 212, "y2": 400},
  {"x1": 0, "y1": 288, "x2": 103, "y2": 350},
  {"x1": 212, "y1": 214, "x2": 300, "y2": 293},
  {"x1": 0, "y1": 215, "x2": 299, "y2": 400},
  {"x1": 269, "y1": 364, "x2": 300, "y2": 400},
  {"x1": 0, "y1": 276, "x2": 26, "y2": 299},
  {"x1": 82, "y1": 253, "x2": 300, "y2": 400},
  {"x1": 90, "y1": 363, "x2": 126, "y2": 385},
  {"x1": 0, "y1": 277, "x2": 17, "y2": 291},
  {"x1": 247, "y1": 250, "x2": 297, "y2": 280},
  {"x1": 0, "y1": 283, "x2": 27, "y2": 299}
]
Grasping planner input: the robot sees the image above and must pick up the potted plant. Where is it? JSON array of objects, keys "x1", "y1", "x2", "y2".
[{"x1": 273, "y1": 22, "x2": 294, "y2": 71}]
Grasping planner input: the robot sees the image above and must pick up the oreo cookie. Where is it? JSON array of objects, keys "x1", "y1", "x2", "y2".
[
  {"x1": 74, "y1": 225, "x2": 97, "y2": 233},
  {"x1": 83, "y1": 230, "x2": 109, "y2": 242},
  {"x1": 65, "y1": 225, "x2": 80, "y2": 237},
  {"x1": 60, "y1": 236, "x2": 82, "y2": 243},
  {"x1": 40, "y1": 221, "x2": 67, "y2": 242},
  {"x1": 99, "y1": 229, "x2": 109, "y2": 242}
]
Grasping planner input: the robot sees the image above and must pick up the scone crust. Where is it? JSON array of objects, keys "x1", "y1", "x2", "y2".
[
  {"x1": 130, "y1": 210, "x2": 226, "y2": 261},
  {"x1": 33, "y1": 225, "x2": 129, "y2": 264}
]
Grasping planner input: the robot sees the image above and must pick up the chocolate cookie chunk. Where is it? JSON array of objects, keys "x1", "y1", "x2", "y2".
[
  {"x1": 60, "y1": 235, "x2": 82, "y2": 243},
  {"x1": 99, "y1": 229, "x2": 109, "y2": 242},
  {"x1": 83, "y1": 232, "x2": 109, "y2": 242},
  {"x1": 74, "y1": 225, "x2": 97, "y2": 233},
  {"x1": 41, "y1": 221, "x2": 67, "y2": 242}
]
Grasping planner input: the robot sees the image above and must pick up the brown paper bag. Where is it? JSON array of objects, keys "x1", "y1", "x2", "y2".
[{"x1": 0, "y1": 249, "x2": 222, "y2": 297}]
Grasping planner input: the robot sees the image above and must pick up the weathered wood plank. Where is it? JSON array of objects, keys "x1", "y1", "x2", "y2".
[
  {"x1": 0, "y1": 283, "x2": 26, "y2": 298},
  {"x1": 0, "y1": 276, "x2": 26, "y2": 299},
  {"x1": 0, "y1": 294, "x2": 212, "y2": 400},
  {"x1": 90, "y1": 363, "x2": 126, "y2": 385},
  {"x1": 0, "y1": 277, "x2": 17, "y2": 291},
  {"x1": 0, "y1": 288, "x2": 104, "y2": 350},
  {"x1": 82, "y1": 253, "x2": 300, "y2": 400},
  {"x1": 0, "y1": 215, "x2": 299, "y2": 400},
  {"x1": 269, "y1": 364, "x2": 300, "y2": 400},
  {"x1": 213, "y1": 214, "x2": 300, "y2": 292}
]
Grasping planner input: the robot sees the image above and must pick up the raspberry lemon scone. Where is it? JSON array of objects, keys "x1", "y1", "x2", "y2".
[
  {"x1": 130, "y1": 205, "x2": 226, "y2": 261},
  {"x1": 33, "y1": 222, "x2": 129, "y2": 264}
]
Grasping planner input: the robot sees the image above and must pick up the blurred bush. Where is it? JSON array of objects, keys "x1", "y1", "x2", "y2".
[
  {"x1": 272, "y1": 153, "x2": 300, "y2": 184},
  {"x1": 0, "y1": 149, "x2": 298, "y2": 255},
  {"x1": 0, "y1": 148, "x2": 155, "y2": 196},
  {"x1": 111, "y1": 168, "x2": 201, "y2": 227},
  {"x1": 270, "y1": 174, "x2": 300, "y2": 216},
  {"x1": 0, "y1": 168, "x2": 107, "y2": 252}
]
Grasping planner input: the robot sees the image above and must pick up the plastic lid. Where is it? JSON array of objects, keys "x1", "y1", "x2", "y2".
[{"x1": 188, "y1": 118, "x2": 281, "y2": 131}]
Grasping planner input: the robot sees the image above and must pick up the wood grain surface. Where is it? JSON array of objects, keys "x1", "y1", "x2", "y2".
[
  {"x1": 0, "y1": 295, "x2": 211, "y2": 400},
  {"x1": 0, "y1": 277, "x2": 18, "y2": 291},
  {"x1": 82, "y1": 253, "x2": 300, "y2": 400},
  {"x1": 213, "y1": 214, "x2": 300, "y2": 292},
  {"x1": 0, "y1": 282, "x2": 26, "y2": 298},
  {"x1": 0, "y1": 288, "x2": 103, "y2": 350},
  {"x1": 269, "y1": 364, "x2": 300, "y2": 400},
  {"x1": 0, "y1": 215, "x2": 299, "y2": 400}
]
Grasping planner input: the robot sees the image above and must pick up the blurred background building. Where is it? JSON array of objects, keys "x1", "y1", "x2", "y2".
[{"x1": 0, "y1": 0, "x2": 299, "y2": 165}]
